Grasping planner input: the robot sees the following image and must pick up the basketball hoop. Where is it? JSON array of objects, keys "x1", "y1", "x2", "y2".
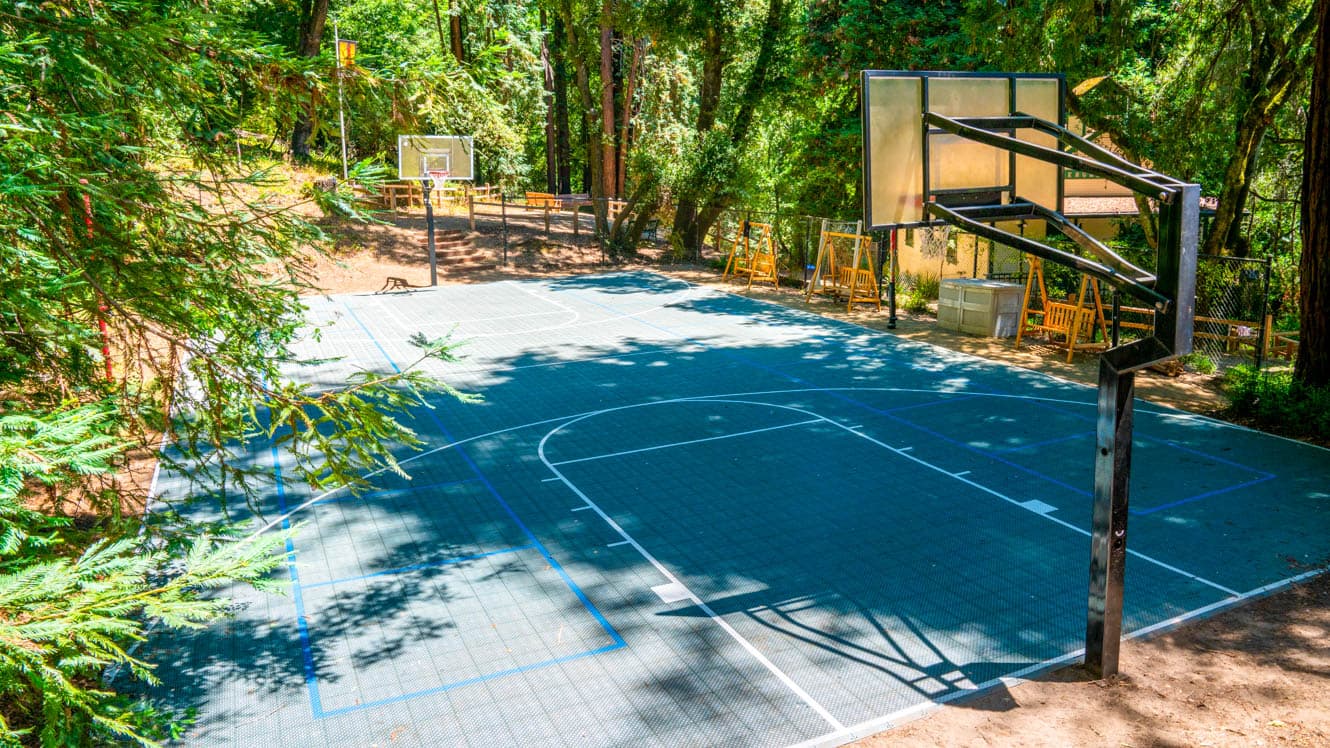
[
  {"x1": 426, "y1": 169, "x2": 450, "y2": 193},
  {"x1": 919, "y1": 223, "x2": 953, "y2": 259}
]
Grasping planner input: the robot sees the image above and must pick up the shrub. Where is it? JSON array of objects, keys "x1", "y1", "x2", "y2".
[
  {"x1": 1180, "y1": 352, "x2": 1217, "y2": 375},
  {"x1": 903, "y1": 272, "x2": 940, "y2": 314},
  {"x1": 1223, "y1": 366, "x2": 1330, "y2": 441}
]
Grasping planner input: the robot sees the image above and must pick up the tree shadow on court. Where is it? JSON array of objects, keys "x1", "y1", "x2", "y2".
[{"x1": 143, "y1": 285, "x2": 1330, "y2": 745}]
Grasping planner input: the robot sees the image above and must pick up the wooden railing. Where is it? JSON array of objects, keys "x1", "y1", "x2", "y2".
[{"x1": 1117, "y1": 307, "x2": 1298, "y2": 360}]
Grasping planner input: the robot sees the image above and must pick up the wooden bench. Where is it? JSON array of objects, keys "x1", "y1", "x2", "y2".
[
  {"x1": 524, "y1": 191, "x2": 560, "y2": 210},
  {"x1": 1023, "y1": 301, "x2": 1108, "y2": 363}
]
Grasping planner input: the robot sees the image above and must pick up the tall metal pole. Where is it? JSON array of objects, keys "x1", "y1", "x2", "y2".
[
  {"x1": 424, "y1": 180, "x2": 439, "y2": 286},
  {"x1": 335, "y1": 21, "x2": 349, "y2": 181}
]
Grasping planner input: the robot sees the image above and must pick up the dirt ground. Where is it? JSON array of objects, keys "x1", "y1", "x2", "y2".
[{"x1": 307, "y1": 214, "x2": 1330, "y2": 748}]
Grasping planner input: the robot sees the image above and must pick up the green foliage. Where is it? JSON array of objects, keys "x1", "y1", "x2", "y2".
[
  {"x1": 0, "y1": 0, "x2": 471, "y2": 742},
  {"x1": 903, "y1": 272, "x2": 941, "y2": 313},
  {"x1": 1224, "y1": 366, "x2": 1330, "y2": 440},
  {"x1": 1179, "y1": 352, "x2": 1218, "y2": 375}
]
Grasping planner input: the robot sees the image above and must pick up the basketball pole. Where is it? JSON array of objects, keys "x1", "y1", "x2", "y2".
[{"x1": 424, "y1": 179, "x2": 439, "y2": 286}]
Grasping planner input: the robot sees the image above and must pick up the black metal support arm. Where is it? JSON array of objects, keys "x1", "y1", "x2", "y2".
[
  {"x1": 924, "y1": 202, "x2": 1170, "y2": 308},
  {"x1": 922, "y1": 116, "x2": 1200, "y2": 677},
  {"x1": 925, "y1": 112, "x2": 1178, "y2": 200}
]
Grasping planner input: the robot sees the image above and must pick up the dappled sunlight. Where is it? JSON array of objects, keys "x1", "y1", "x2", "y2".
[{"x1": 147, "y1": 271, "x2": 1330, "y2": 746}]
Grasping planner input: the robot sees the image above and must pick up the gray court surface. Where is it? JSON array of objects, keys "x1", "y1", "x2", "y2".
[{"x1": 147, "y1": 271, "x2": 1330, "y2": 747}]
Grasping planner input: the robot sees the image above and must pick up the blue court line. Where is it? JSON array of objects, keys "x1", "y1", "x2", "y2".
[
  {"x1": 268, "y1": 441, "x2": 324, "y2": 719},
  {"x1": 1132, "y1": 474, "x2": 1279, "y2": 516},
  {"x1": 312, "y1": 478, "x2": 481, "y2": 506},
  {"x1": 881, "y1": 393, "x2": 985, "y2": 414},
  {"x1": 1008, "y1": 396, "x2": 1278, "y2": 514},
  {"x1": 316, "y1": 642, "x2": 623, "y2": 719},
  {"x1": 340, "y1": 298, "x2": 627, "y2": 652},
  {"x1": 555, "y1": 279, "x2": 1106, "y2": 500},
  {"x1": 1019, "y1": 395, "x2": 1277, "y2": 477},
  {"x1": 299, "y1": 544, "x2": 535, "y2": 590},
  {"x1": 987, "y1": 430, "x2": 1095, "y2": 454},
  {"x1": 649, "y1": 276, "x2": 1280, "y2": 516}
]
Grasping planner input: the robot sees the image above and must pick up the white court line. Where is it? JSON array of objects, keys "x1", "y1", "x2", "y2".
[
  {"x1": 550, "y1": 418, "x2": 822, "y2": 466},
  {"x1": 241, "y1": 383, "x2": 1295, "y2": 546},
  {"x1": 537, "y1": 416, "x2": 848, "y2": 733},
  {"x1": 343, "y1": 273, "x2": 704, "y2": 343},
  {"x1": 646, "y1": 268, "x2": 1330, "y2": 456},
  {"x1": 436, "y1": 346, "x2": 693, "y2": 378},
  {"x1": 789, "y1": 565, "x2": 1329, "y2": 748},
  {"x1": 534, "y1": 395, "x2": 1242, "y2": 734},
  {"x1": 548, "y1": 396, "x2": 1242, "y2": 597}
]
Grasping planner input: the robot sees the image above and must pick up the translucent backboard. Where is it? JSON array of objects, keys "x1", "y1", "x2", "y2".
[
  {"x1": 861, "y1": 71, "x2": 1063, "y2": 230},
  {"x1": 397, "y1": 135, "x2": 475, "y2": 181}
]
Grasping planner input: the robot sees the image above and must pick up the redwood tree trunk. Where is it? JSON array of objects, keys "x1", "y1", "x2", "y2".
[
  {"x1": 290, "y1": 0, "x2": 331, "y2": 162},
  {"x1": 1202, "y1": 10, "x2": 1317, "y2": 255},
  {"x1": 541, "y1": 10, "x2": 557, "y2": 192},
  {"x1": 431, "y1": 0, "x2": 448, "y2": 57},
  {"x1": 449, "y1": 0, "x2": 464, "y2": 63},
  {"x1": 1297, "y1": 0, "x2": 1330, "y2": 386},
  {"x1": 673, "y1": 0, "x2": 785, "y2": 249},
  {"x1": 616, "y1": 38, "x2": 642, "y2": 198},
  {"x1": 598, "y1": 0, "x2": 616, "y2": 201},
  {"x1": 670, "y1": 23, "x2": 728, "y2": 252},
  {"x1": 553, "y1": 16, "x2": 571, "y2": 194}
]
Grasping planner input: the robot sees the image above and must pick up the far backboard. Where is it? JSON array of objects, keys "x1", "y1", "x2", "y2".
[
  {"x1": 397, "y1": 135, "x2": 475, "y2": 181},
  {"x1": 861, "y1": 71, "x2": 1064, "y2": 230}
]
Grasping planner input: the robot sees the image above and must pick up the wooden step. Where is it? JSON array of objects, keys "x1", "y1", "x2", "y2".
[
  {"x1": 436, "y1": 248, "x2": 484, "y2": 262},
  {"x1": 419, "y1": 239, "x2": 474, "y2": 250},
  {"x1": 420, "y1": 230, "x2": 469, "y2": 241},
  {"x1": 441, "y1": 260, "x2": 492, "y2": 272}
]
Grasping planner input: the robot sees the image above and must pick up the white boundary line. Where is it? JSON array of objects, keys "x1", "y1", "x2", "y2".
[
  {"x1": 550, "y1": 418, "x2": 821, "y2": 466},
  {"x1": 532, "y1": 395, "x2": 1249, "y2": 736},
  {"x1": 789, "y1": 565, "x2": 1329, "y2": 748},
  {"x1": 238, "y1": 383, "x2": 1305, "y2": 546},
  {"x1": 643, "y1": 269, "x2": 1330, "y2": 455},
  {"x1": 332, "y1": 274, "x2": 705, "y2": 343},
  {"x1": 537, "y1": 411, "x2": 848, "y2": 732}
]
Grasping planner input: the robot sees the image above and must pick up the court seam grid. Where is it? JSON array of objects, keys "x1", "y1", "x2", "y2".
[
  {"x1": 544, "y1": 277, "x2": 1241, "y2": 594},
  {"x1": 280, "y1": 300, "x2": 630, "y2": 722},
  {"x1": 513, "y1": 275, "x2": 1314, "y2": 746},
  {"x1": 238, "y1": 279, "x2": 1319, "y2": 742}
]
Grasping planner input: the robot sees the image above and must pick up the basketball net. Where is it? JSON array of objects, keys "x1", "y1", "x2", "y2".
[
  {"x1": 426, "y1": 169, "x2": 450, "y2": 193},
  {"x1": 919, "y1": 224, "x2": 952, "y2": 259}
]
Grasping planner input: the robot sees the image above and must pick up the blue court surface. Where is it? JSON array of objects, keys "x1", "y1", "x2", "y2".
[{"x1": 147, "y1": 271, "x2": 1330, "y2": 747}]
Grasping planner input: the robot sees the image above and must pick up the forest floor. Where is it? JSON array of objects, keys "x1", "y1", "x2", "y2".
[{"x1": 304, "y1": 212, "x2": 1330, "y2": 748}]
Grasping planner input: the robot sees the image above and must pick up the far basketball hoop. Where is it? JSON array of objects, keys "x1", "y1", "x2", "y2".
[
  {"x1": 397, "y1": 135, "x2": 474, "y2": 182},
  {"x1": 426, "y1": 169, "x2": 450, "y2": 193},
  {"x1": 399, "y1": 135, "x2": 473, "y2": 289}
]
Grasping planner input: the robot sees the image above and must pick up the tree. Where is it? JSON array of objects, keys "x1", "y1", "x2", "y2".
[
  {"x1": 290, "y1": 0, "x2": 332, "y2": 161},
  {"x1": 966, "y1": 0, "x2": 1315, "y2": 257},
  {"x1": 1297, "y1": 0, "x2": 1329, "y2": 386},
  {"x1": 0, "y1": 0, "x2": 461, "y2": 740},
  {"x1": 668, "y1": 0, "x2": 791, "y2": 253}
]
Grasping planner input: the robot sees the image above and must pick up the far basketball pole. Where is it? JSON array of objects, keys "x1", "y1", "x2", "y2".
[{"x1": 423, "y1": 172, "x2": 442, "y2": 286}]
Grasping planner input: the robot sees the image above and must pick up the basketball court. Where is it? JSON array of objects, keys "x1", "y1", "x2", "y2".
[{"x1": 146, "y1": 271, "x2": 1330, "y2": 747}]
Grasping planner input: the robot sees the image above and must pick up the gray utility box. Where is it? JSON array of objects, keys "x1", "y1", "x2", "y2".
[{"x1": 937, "y1": 278, "x2": 1024, "y2": 337}]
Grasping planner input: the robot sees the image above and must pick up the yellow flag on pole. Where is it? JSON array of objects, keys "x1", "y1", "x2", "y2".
[{"x1": 337, "y1": 39, "x2": 357, "y2": 69}]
